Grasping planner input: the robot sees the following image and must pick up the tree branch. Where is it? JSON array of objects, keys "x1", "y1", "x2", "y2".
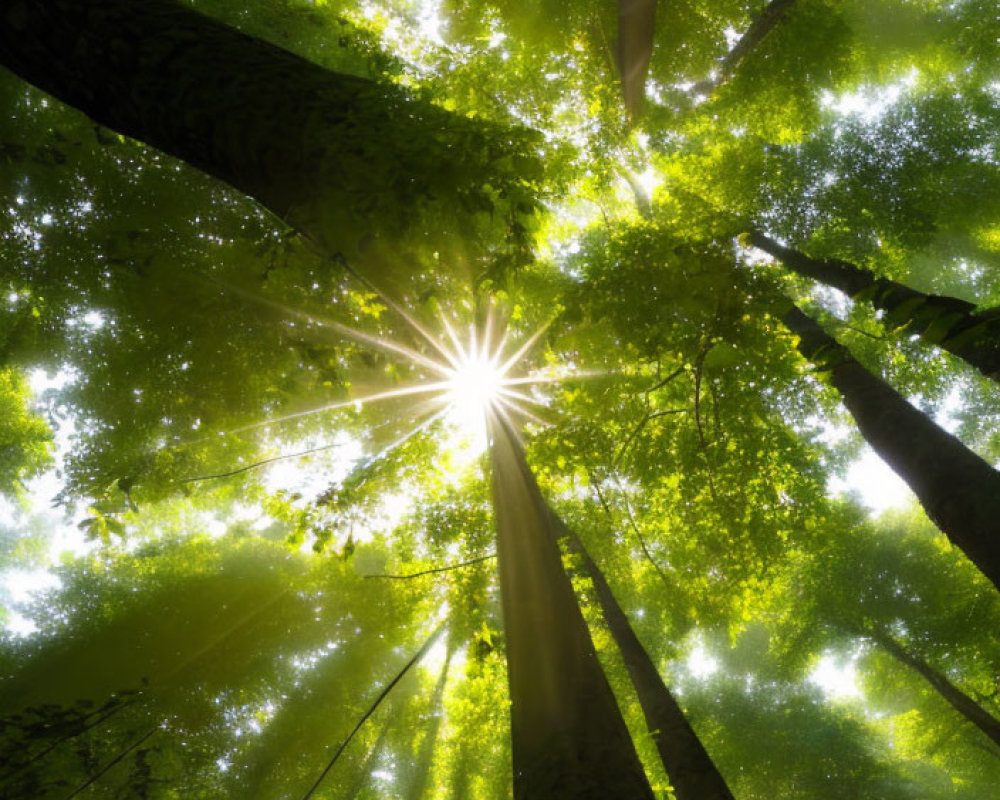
[{"x1": 364, "y1": 554, "x2": 496, "y2": 580}]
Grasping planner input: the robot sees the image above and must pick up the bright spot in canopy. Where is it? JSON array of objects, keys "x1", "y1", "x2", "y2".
[{"x1": 445, "y1": 351, "x2": 503, "y2": 419}]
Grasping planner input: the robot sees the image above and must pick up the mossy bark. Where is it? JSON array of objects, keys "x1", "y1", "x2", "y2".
[
  {"x1": 782, "y1": 304, "x2": 1000, "y2": 591},
  {"x1": 753, "y1": 232, "x2": 1000, "y2": 382},
  {"x1": 489, "y1": 414, "x2": 655, "y2": 800}
]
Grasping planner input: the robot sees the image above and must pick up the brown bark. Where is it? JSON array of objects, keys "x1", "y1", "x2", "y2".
[
  {"x1": 752, "y1": 232, "x2": 1000, "y2": 382},
  {"x1": 781, "y1": 304, "x2": 1000, "y2": 591},
  {"x1": 871, "y1": 630, "x2": 1000, "y2": 751},
  {"x1": 0, "y1": 0, "x2": 536, "y2": 278},
  {"x1": 616, "y1": 0, "x2": 658, "y2": 120},
  {"x1": 488, "y1": 413, "x2": 655, "y2": 800},
  {"x1": 691, "y1": 0, "x2": 798, "y2": 95},
  {"x1": 563, "y1": 527, "x2": 736, "y2": 800}
]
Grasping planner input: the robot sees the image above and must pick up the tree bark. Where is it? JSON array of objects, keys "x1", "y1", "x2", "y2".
[
  {"x1": 562, "y1": 527, "x2": 736, "y2": 800},
  {"x1": 691, "y1": 0, "x2": 798, "y2": 95},
  {"x1": 616, "y1": 0, "x2": 657, "y2": 120},
  {"x1": 0, "y1": 0, "x2": 536, "y2": 277},
  {"x1": 488, "y1": 412, "x2": 655, "y2": 800},
  {"x1": 870, "y1": 629, "x2": 1000, "y2": 751},
  {"x1": 781, "y1": 303, "x2": 1000, "y2": 591},
  {"x1": 752, "y1": 231, "x2": 1000, "y2": 382}
]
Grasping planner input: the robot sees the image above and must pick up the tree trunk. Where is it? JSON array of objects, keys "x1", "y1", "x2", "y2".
[
  {"x1": 691, "y1": 0, "x2": 798, "y2": 95},
  {"x1": 616, "y1": 0, "x2": 658, "y2": 120},
  {"x1": 751, "y1": 231, "x2": 1000, "y2": 382},
  {"x1": 870, "y1": 629, "x2": 1000, "y2": 751},
  {"x1": 780, "y1": 303, "x2": 1000, "y2": 591},
  {"x1": 488, "y1": 413, "x2": 655, "y2": 800},
  {"x1": 0, "y1": 0, "x2": 536, "y2": 277},
  {"x1": 562, "y1": 526, "x2": 736, "y2": 800}
]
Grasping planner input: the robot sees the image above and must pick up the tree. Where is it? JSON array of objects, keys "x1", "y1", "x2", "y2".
[{"x1": 2, "y1": 0, "x2": 1000, "y2": 798}]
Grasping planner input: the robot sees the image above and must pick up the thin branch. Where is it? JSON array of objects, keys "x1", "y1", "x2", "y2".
[
  {"x1": 63, "y1": 726, "x2": 158, "y2": 800},
  {"x1": 589, "y1": 471, "x2": 673, "y2": 593},
  {"x1": 840, "y1": 323, "x2": 886, "y2": 341},
  {"x1": 179, "y1": 440, "x2": 345, "y2": 484},
  {"x1": 613, "y1": 408, "x2": 688, "y2": 468},
  {"x1": 1, "y1": 698, "x2": 138, "y2": 783},
  {"x1": 644, "y1": 365, "x2": 685, "y2": 395},
  {"x1": 364, "y1": 554, "x2": 496, "y2": 580},
  {"x1": 690, "y1": 0, "x2": 798, "y2": 95},
  {"x1": 299, "y1": 624, "x2": 446, "y2": 800}
]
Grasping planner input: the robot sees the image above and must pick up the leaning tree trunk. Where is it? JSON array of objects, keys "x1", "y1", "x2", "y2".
[
  {"x1": 870, "y1": 629, "x2": 1000, "y2": 751},
  {"x1": 780, "y1": 303, "x2": 1000, "y2": 592},
  {"x1": 751, "y1": 231, "x2": 1000, "y2": 382},
  {"x1": 488, "y1": 412, "x2": 655, "y2": 800},
  {"x1": 561, "y1": 524, "x2": 736, "y2": 800},
  {"x1": 0, "y1": 0, "x2": 537, "y2": 279},
  {"x1": 690, "y1": 0, "x2": 798, "y2": 95}
]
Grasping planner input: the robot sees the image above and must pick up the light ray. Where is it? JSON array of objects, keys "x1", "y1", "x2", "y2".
[
  {"x1": 223, "y1": 381, "x2": 453, "y2": 437},
  {"x1": 497, "y1": 387, "x2": 549, "y2": 407},
  {"x1": 209, "y1": 277, "x2": 452, "y2": 377},
  {"x1": 497, "y1": 320, "x2": 552, "y2": 376}
]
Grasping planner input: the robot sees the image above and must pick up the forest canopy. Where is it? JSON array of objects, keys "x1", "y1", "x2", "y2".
[{"x1": 2, "y1": 0, "x2": 1000, "y2": 798}]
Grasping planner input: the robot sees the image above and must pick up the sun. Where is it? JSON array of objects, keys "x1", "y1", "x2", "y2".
[{"x1": 445, "y1": 351, "x2": 503, "y2": 419}]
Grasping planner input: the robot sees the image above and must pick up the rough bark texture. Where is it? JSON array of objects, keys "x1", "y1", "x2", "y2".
[
  {"x1": 872, "y1": 630, "x2": 1000, "y2": 750},
  {"x1": 0, "y1": 0, "x2": 535, "y2": 277},
  {"x1": 782, "y1": 304, "x2": 1000, "y2": 591},
  {"x1": 752, "y1": 232, "x2": 1000, "y2": 382},
  {"x1": 691, "y1": 0, "x2": 798, "y2": 94},
  {"x1": 563, "y1": 528, "x2": 736, "y2": 800},
  {"x1": 489, "y1": 414, "x2": 655, "y2": 800}
]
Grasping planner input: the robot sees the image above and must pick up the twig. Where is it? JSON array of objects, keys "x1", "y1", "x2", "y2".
[
  {"x1": 63, "y1": 726, "x2": 158, "y2": 799},
  {"x1": 364, "y1": 554, "x2": 496, "y2": 580},
  {"x1": 299, "y1": 624, "x2": 446, "y2": 800}
]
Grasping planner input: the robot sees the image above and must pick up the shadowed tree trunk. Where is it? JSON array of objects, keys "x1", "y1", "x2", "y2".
[
  {"x1": 561, "y1": 525, "x2": 736, "y2": 800},
  {"x1": 870, "y1": 629, "x2": 1000, "y2": 752},
  {"x1": 0, "y1": 0, "x2": 536, "y2": 277},
  {"x1": 616, "y1": 0, "x2": 657, "y2": 120},
  {"x1": 751, "y1": 231, "x2": 1000, "y2": 382},
  {"x1": 691, "y1": 0, "x2": 798, "y2": 95},
  {"x1": 488, "y1": 412, "x2": 655, "y2": 800},
  {"x1": 780, "y1": 303, "x2": 1000, "y2": 591}
]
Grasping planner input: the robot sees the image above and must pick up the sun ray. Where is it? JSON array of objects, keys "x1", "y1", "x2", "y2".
[
  {"x1": 221, "y1": 381, "x2": 453, "y2": 437},
  {"x1": 496, "y1": 320, "x2": 552, "y2": 377}
]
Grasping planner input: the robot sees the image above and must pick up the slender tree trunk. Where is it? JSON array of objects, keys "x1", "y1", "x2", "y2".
[
  {"x1": 0, "y1": 0, "x2": 535, "y2": 274},
  {"x1": 780, "y1": 303, "x2": 1000, "y2": 591},
  {"x1": 870, "y1": 629, "x2": 1000, "y2": 751},
  {"x1": 751, "y1": 231, "x2": 1000, "y2": 382},
  {"x1": 488, "y1": 413, "x2": 655, "y2": 800},
  {"x1": 691, "y1": 0, "x2": 798, "y2": 94},
  {"x1": 561, "y1": 526, "x2": 736, "y2": 800}
]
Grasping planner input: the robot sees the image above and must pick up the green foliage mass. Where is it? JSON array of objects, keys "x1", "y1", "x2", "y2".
[{"x1": 2, "y1": 0, "x2": 1000, "y2": 798}]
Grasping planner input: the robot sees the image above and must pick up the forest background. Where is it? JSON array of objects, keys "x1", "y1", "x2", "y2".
[{"x1": 2, "y1": 0, "x2": 1000, "y2": 798}]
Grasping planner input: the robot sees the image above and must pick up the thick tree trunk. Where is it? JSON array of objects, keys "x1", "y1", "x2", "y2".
[
  {"x1": 562, "y1": 527, "x2": 736, "y2": 800},
  {"x1": 488, "y1": 413, "x2": 655, "y2": 800},
  {"x1": 0, "y1": 0, "x2": 535, "y2": 276},
  {"x1": 752, "y1": 231, "x2": 1000, "y2": 382},
  {"x1": 781, "y1": 304, "x2": 1000, "y2": 591},
  {"x1": 871, "y1": 630, "x2": 1000, "y2": 751},
  {"x1": 691, "y1": 0, "x2": 798, "y2": 95}
]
